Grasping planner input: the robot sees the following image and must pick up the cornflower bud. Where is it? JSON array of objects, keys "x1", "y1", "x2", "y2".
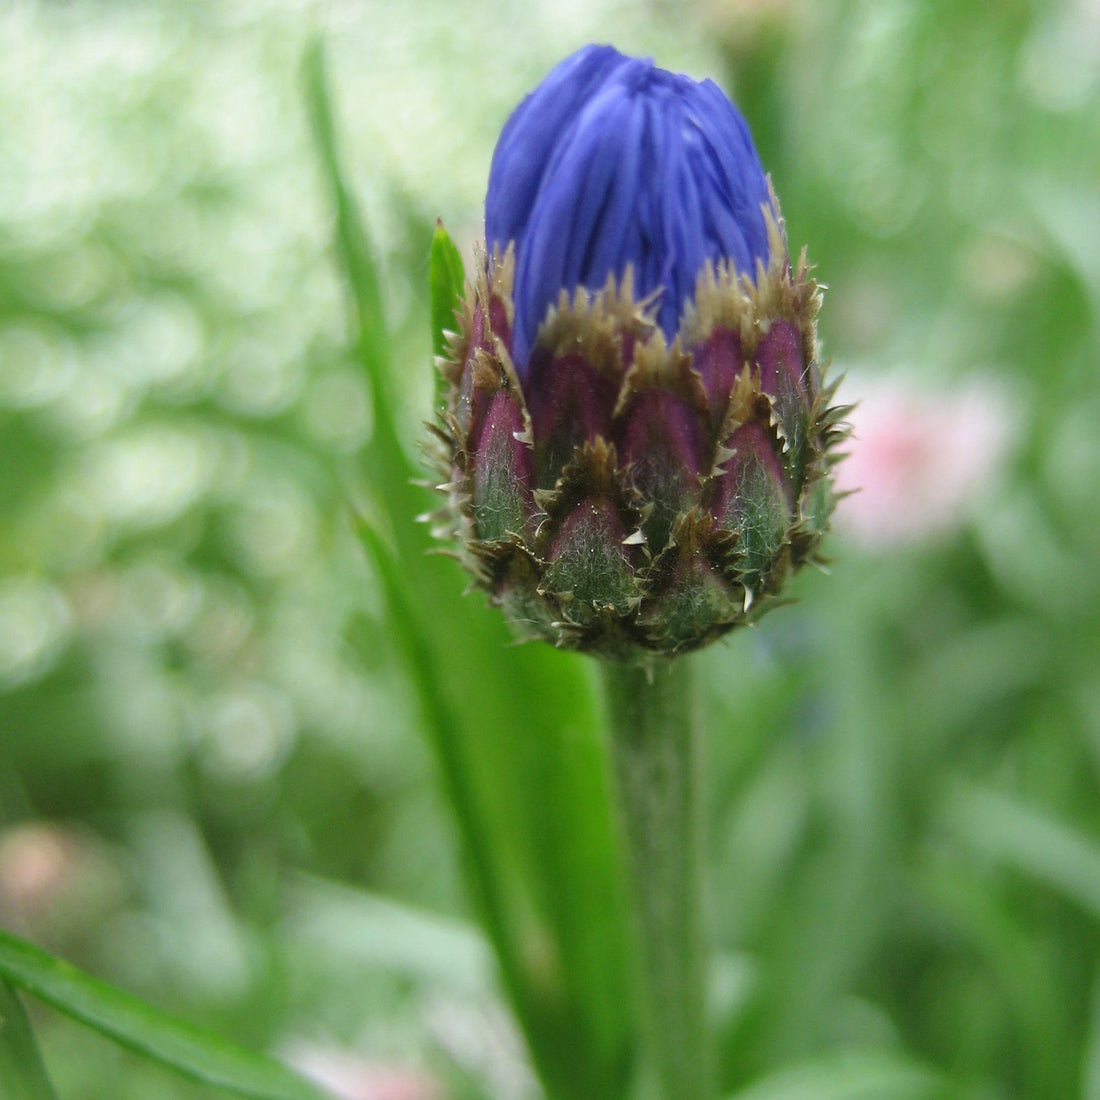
[{"x1": 432, "y1": 45, "x2": 846, "y2": 658}]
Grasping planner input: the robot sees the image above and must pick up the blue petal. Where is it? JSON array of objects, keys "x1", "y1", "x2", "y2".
[
  {"x1": 486, "y1": 46, "x2": 776, "y2": 370},
  {"x1": 486, "y1": 46, "x2": 633, "y2": 253}
]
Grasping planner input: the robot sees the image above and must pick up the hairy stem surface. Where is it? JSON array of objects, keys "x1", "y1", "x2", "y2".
[{"x1": 601, "y1": 658, "x2": 709, "y2": 1100}]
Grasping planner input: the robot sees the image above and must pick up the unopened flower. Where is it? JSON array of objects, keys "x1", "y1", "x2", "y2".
[{"x1": 432, "y1": 45, "x2": 846, "y2": 657}]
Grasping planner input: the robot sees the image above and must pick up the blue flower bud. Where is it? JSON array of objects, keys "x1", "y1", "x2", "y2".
[
  {"x1": 486, "y1": 44, "x2": 775, "y2": 368},
  {"x1": 431, "y1": 46, "x2": 848, "y2": 658}
]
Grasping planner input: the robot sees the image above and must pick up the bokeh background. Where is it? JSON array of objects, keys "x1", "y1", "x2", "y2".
[{"x1": 2, "y1": 0, "x2": 1099, "y2": 1097}]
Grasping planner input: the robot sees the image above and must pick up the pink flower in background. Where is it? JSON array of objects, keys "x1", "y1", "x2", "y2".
[
  {"x1": 0, "y1": 824, "x2": 77, "y2": 922},
  {"x1": 0, "y1": 821, "x2": 124, "y2": 936},
  {"x1": 283, "y1": 1043, "x2": 444, "y2": 1100},
  {"x1": 833, "y1": 377, "x2": 1015, "y2": 549}
]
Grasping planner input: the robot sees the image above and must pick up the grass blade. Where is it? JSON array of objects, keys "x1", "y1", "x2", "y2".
[
  {"x1": 307, "y1": 39, "x2": 637, "y2": 1100},
  {"x1": 0, "y1": 978, "x2": 60, "y2": 1100},
  {"x1": 0, "y1": 930, "x2": 325, "y2": 1100},
  {"x1": 944, "y1": 779, "x2": 1100, "y2": 921},
  {"x1": 302, "y1": 35, "x2": 407, "y2": 518},
  {"x1": 727, "y1": 1050, "x2": 948, "y2": 1100}
]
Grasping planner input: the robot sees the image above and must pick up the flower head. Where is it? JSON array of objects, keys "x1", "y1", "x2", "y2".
[{"x1": 431, "y1": 46, "x2": 846, "y2": 658}]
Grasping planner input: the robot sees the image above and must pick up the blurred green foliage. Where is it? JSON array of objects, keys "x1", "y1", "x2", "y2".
[{"x1": 1, "y1": 0, "x2": 1099, "y2": 1098}]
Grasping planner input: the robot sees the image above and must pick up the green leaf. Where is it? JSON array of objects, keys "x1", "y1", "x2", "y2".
[
  {"x1": 302, "y1": 35, "x2": 407, "y2": 521},
  {"x1": 0, "y1": 930, "x2": 326, "y2": 1100},
  {"x1": 0, "y1": 978, "x2": 60, "y2": 1100},
  {"x1": 353, "y1": 510, "x2": 636, "y2": 1100},
  {"x1": 429, "y1": 220, "x2": 466, "y2": 360},
  {"x1": 917, "y1": 848, "x2": 1076, "y2": 1098},
  {"x1": 283, "y1": 873, "x2": 493, "y2": 993},
  {"x1": 943, "y1": 779, "x2": 1100, "y2": 921},
  {"x1": 726, "y1": 1050, "x2": 949, "y2": 1100},
  {"x1": 307, "y1": 37, "x2": 637, "y2": 1100}
]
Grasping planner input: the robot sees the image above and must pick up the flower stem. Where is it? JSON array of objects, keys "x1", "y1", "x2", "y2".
[{"x1": 601, "y1": 657, "x2": 709, "y2": 1100}]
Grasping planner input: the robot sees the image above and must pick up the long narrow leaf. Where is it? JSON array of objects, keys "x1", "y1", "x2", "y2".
[
  {"x1": 283, "y1": 873, "x2": 493, "y2": 993},
  {"x1": 0, "y1": 978, "x2": 60, "y2": 1100},
  {"x1": 0, "y1": 931, "x2": 326, "y2": 1100},
  {"x1": 352, "y1": 515, "x2": 532, "y2": 990},
  {"x1": 306, "y1": 39, "x2": 637, "y2": 1100},
  {"x1": 944, "y1": 779, "x2": 1100, "y2": 921},
  {"x1": 429, "y1": 220, "x2": 466, "y2": 361},
  {"x1": 727, "y1": 1050, "x2": 948, "y2": 1100},
  {"x1": 302, "y1": 36, "x2": 407, "y2": 518}
]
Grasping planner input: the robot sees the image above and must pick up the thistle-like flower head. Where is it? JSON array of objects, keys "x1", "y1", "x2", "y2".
[{"x1": 431, "y1": 45, "x2": 847, "y2": 658}]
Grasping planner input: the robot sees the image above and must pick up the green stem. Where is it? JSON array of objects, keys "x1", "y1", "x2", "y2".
[{"x1": 601, "y1": 658, "x2": 709, "y2": 1100}]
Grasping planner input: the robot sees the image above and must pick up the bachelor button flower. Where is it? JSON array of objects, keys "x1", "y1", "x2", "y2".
[{"x1": 431, "y1": 45, "x2": 847, "y2": 658}]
